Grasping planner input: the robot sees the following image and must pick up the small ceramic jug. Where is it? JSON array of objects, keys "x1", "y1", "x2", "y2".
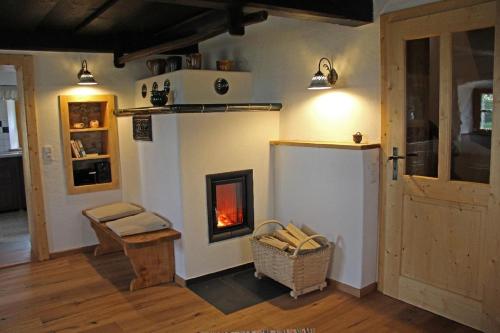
[
  {"x1": 89, "y1": 120, "x2": 100, "y2": 128},
  {"x1": 146, "y1": 59, "x2": 167, "y2": 76},
  {"x1": 186, "y1": 53, "x2": 202, "y2": 69},
  {"x1": 166, "y1": 56, "x2": 182, "y2": 72},
  {"x1": 216, "y1": 60, "x2": 233, "y2": 71}
]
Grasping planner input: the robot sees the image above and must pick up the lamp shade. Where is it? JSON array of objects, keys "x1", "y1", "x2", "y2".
[
  {"x1": 77, "y1": 60, "x2": 98, "y2": 85},
  {"x1": 308, "y1": 70, "x2": 332, "y2": 90}
]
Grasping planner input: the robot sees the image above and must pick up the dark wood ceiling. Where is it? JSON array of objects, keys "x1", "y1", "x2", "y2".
[{"x1": 0, "y1": 0, "x2": 373, "y2": 66}]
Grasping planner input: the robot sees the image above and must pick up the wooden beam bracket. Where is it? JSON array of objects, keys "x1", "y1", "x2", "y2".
[
  {"x1": 227, "y1": 5, "x2": 245, "y2": 36},
  {"x1": 114, "y1": 51, "x2": 125, "y2": 68}
]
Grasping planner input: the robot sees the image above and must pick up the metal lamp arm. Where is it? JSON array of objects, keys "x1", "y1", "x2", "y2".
[{"x1": 318, "y1": 57, "x2": 332, "y2": 73}]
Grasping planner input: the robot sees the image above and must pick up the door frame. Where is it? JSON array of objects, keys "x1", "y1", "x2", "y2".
[
  {"x1": 379, "y1": 0, "x2": 500, "y2": 331},
  {"x1": 0, "y1": 54, "x2": 50, "y2": 262}
]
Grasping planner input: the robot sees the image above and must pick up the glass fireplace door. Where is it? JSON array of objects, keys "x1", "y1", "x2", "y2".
[{"x1": 206, "y1": 170, "x2": 254, "y2": 243}]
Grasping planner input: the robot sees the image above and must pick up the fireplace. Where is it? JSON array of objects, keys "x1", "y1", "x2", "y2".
[{"x1": 206, "y1": 170, "x2": 254, "y2": 243}]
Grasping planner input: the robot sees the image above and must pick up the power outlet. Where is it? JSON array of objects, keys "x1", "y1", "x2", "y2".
[{"x1": 42, "y1": 145, "x2": 54, "y2": 162}]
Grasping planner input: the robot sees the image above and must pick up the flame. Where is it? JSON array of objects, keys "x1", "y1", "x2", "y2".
[
  {"x1": 215, "y1": 182, "x2": 244, "y2": 228},
  {"x1": 217, "y1": 212, "x2": 244, "y2": 228}
]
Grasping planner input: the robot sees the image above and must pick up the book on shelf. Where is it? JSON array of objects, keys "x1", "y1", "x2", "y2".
[
  {"x1": 70, "y1": 139, "x2": 87, "y2": 158},
  {"x1": 70, "y1": 140, "x2": 80, "y2": 158},
  {"x1": 76, "y1": 140, "x2": 86, "y2": 157}
]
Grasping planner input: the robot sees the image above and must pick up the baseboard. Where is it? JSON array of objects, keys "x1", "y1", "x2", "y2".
[
  {"x1": 176, "y1": 262, "x2": 254, "y2": 287},
  {"x1": 175, "y1": 274, "x2": 187, "y2": 287},
  {"x1": 328, "y1": 279, "x2": 377, "y2": 298},
  {"x1": 46, "y1": 249, "x2": 378, "y2": 298},
  {"x1": 175, "y1": 264, "x2": 377, "y2": 299},
  {"x1": 49, "y1": 245, "x2": 96, "y2": 259}
]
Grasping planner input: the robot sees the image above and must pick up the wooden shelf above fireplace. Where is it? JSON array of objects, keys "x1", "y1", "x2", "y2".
[{"x1": 270, "y1": 140, "x2": 380, "y2": 150}]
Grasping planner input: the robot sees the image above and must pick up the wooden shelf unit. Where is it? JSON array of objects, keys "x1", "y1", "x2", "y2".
[
  {"x1": 59, "y1": 95, "x2": 120, "y2": 195},
  {"x1": 72, "y1": 154, "x2": 111, "y2": 162},
  {"x1": 69, "y1": 127, "x2": 109, "y2": 133}
]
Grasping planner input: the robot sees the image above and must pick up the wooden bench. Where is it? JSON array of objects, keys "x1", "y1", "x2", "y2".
[{"x1": 83, "y1": 210, "x2": 181, "y2": 291}]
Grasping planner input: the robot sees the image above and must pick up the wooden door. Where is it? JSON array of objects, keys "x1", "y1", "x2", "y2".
[{"x1": 380, "y1": 1, "x2": 500, "y2": 331}]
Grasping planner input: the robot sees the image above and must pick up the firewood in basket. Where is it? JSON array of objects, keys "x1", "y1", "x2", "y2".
[
  {"x1": 258, "y1": 236, "x2": 289, "y2": 251},
  {"x1": 274, "y1": 230, "x2": 316, "y2": 250},
  {"x1": 286, "y1": 224, "x2": 321, "y2": 249}
]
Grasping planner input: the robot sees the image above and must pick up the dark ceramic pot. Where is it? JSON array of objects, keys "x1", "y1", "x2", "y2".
[
  {"x1": 353, "y1": 132, "x2": 363, "y2": 144},
  {"x1": 150, "y1": 82, "x2": 168, "y2": 106}
]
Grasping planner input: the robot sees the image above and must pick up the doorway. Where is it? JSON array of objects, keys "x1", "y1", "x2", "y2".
[
  {"x1": 380, "y1": 1, "x2": 500, "y2": 331},
  {"x1": 0, "y1": 55, "x2": 49, "y2": 266},
  {"x1": 0, "y1": 76, "x2": 30, "y2": 265}
]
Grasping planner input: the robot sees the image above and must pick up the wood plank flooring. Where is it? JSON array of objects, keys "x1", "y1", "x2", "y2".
[{"x1": 0, "y1": 252, "x2": 478, "y2": 333}]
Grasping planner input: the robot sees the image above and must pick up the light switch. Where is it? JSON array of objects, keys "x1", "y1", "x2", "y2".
[{"x1": 42, "y1": 145, "x2": 54, "y2": 161}]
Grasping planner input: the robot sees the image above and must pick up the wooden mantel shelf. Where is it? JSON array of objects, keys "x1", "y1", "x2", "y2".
[{"x1": 270, "y1": 140, "x2": 380, "y2": 150}]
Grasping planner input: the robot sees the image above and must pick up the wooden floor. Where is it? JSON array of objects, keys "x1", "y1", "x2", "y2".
[{"x1": 0, "y1": 252, "x2": 477, "y2": 333}]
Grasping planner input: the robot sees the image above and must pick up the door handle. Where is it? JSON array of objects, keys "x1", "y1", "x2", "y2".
[{"x1": 388, "y1": 147, "x2": 405, "y2": 180}]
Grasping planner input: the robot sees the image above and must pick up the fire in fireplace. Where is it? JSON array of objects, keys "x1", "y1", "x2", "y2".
[{"x1": 206, "y1": 170, "x2": 254, "y2": 243}]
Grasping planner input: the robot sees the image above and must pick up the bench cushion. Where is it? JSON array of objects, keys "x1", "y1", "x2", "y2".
[
  {"x1": 106, "y1": 212, "x2": 171, "y2": 237},
  {"x1": 85, "y1": 202, "x2": 144, "y2": 222}
]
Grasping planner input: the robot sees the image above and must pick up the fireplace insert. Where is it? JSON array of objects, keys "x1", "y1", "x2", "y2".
[{"x1": 206, "y1": 169, "x2": 254, "y2": 243}]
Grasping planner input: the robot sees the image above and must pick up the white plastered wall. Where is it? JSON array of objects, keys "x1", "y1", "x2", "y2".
[{"x1": 0, "y1": 50, "x2": 147, "y2": 252}]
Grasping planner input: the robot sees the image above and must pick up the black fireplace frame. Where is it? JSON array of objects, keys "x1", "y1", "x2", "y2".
[{"x1": 206, "y1": 169, "x2": 254, "y2": 243}]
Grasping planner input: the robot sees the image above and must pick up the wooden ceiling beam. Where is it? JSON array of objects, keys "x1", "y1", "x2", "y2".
[
  {"x1": 145, "y1": 0, "x2": 228, "y2": 10},
  {"x1": 0, "y1": 30, "x2": 199, "y2": 56},
  {"x1": 74, "y1": 0, "x2": 120, "y2": 32},
  {"x1": 117, "y1": 10, "x2": 268, "y2": 65},
  {"x1": 147, "y1": 0, "x2": 373, "y2": 26},
  {"x1": 0, "y1": 0, "x2": 59, "y2": 31},
  {"x1": 227, "y1": 5, "x2": 245, "y2": 36},
  {"x1": 154, "y1": 9, "x2": 225, "y2": 38}
]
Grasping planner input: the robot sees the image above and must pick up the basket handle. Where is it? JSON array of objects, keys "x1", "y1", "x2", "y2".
[
  {"x1": 292, "y1": 234, "x2": 329, "y2": 257},
  {"x1": 252, "y1": 220, "x2": 286, "y2": 238}
]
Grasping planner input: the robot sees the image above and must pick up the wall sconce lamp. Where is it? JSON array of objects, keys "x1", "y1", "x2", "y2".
[
  {"x1": 308, "y1": 57, "x2": 338, "y2": 90},
  {"x1": 77, "y1": 60, "x2": 98, "y2": 85}
]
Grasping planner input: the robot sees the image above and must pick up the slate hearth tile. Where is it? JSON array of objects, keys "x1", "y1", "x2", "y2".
[
  {"x1": 188, "y1": 268, "x2": 289, "y2": 314},
  {"x1": 189, "y1": 277, "x2": 260, "y2": 314},
  {"x1": 230, "y1": 269, "x2": 290, "y2": 299}
]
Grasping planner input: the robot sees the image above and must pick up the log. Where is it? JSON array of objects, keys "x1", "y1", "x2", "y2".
[
  {"x1": 286, "y1": 224, "x2": 321, "y2": 249},
  {"x1": 274, "y1": 230, "x2": 316, "y2": 250},
  {"x1": 258, "y1": 236, "x2": 289, "y2": 251}
]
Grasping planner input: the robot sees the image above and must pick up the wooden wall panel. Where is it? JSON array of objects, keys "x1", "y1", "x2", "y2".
[
  {"x1": 399, "y1": 276, "x2": 483, "y2": 330},
  {"x1": 401, "y1": 195, "x2": 485, "y2": 301}
]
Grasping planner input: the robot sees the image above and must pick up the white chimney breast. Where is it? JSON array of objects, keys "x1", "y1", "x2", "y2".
[{"x1": 135, "y1": 70, "x2": 253, "y2": 107}]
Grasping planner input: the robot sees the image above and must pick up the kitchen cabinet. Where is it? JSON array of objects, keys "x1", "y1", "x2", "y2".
[{"x1": 0, "y1": 155, "x2": 26, "y2": 212}]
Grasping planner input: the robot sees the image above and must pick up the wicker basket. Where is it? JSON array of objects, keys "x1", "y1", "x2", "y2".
[{"x1": 250, "y1": 220, "x2": 332, "y2": 299}]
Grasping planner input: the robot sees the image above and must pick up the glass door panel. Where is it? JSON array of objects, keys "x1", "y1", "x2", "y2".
[
  {"x1": 451, "y1": 27, "x2": 494, "y2": 184},
  {"x1": 405, "y1": 37, "x2": 440, "y2": 177}
]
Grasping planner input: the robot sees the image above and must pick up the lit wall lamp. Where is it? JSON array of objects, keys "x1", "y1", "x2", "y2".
[
  {"x1": 308, "y1": 57, "x2": 338, "y2": 90},
  {"x1": 77, "y1": 60, "x2": 98, "y2": 85}
]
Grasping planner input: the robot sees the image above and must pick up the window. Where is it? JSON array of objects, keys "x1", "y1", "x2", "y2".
[
  {"x1": 451, "y1": 27, "x2": 494, "y2": 184},
  {"x1": 6, "y1": 100, "x2": 20, "y2": 150},
  {"x1": 480, "y1": 93, "x2": 493, "y2": 130}
]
